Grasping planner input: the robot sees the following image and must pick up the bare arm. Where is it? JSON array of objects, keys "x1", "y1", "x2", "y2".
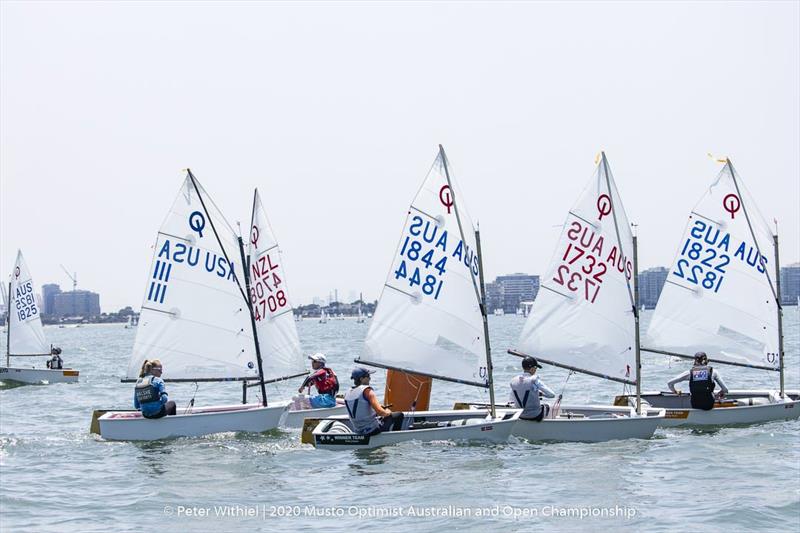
[
  {"x1": 667, "y1": 371, "x2": 690, "y2": 393},
  {"x1": 713, "y1": 371, "x2": 729, "y2": 395},
  {"x1": 364, "y1": 388, "x2": 391, "y2": 417}
]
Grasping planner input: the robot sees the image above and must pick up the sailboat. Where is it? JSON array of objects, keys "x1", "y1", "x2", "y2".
[
  {"x1": 247, "y1": 189, "x2": 346, "y2": 427},
  {"x1": 1, "y1": 251, "x2": 79, "y2": 385},
  {"x1": 319, "y1": 309, "x2": 327, "y2": 323},
  {"x1": 311, "y1": 145, "x2": 520, "y2": 449},
  {"x1": 618, "y1": 159, "x2": 800, "y2": 425},
  {"x1": 505, "y1": 153, "x2": 665, "y2": 442},
  {"x1": 356, "y1": 293, "x2": 365, "y2": 323},
  {"x1": 97, "y1": 171, "x2": 289, "y2": 441}
]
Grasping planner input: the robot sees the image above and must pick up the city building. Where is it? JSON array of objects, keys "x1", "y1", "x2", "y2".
[
  {"x1": 42, "y1": 283, "x2": 61, "y2": 316},
  {"x1": 781, "y1": 263, "x2": 800, "y2": 305},
  {"x1": 494, "y1": 274, "x2": 540, "y2": 314},
  {"x1": 486, "y1": 282, "x2": 501, "y2": 312},
  {"x1": 638, "y1": 267, "x2": 668, "y2": 309},
  {"x1": 52, "y1": 290, "x2": 101, "y2": 317}
]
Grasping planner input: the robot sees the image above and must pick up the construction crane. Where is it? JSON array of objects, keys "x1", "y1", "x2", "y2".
[{"x1": 60, "y1": 265, "x2": 77, "y2": 291}]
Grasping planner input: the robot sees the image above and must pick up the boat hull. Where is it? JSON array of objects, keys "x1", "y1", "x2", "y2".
[
  {"x1": 507, "y1": 404, "x2": 664, "y2": 442},
  {"x1": 614, "y1": 391, "x2": 800, "y2": 427},
  {"x1": 281, "y1": 405, "x2": 347, "y2": 428},
  {"x1": 0, "y1": 366, "x2": 79, "y2": 384},
  {"x1": 312, "y1": 409, "x2": 520, "y2": 450},
  {"x1": 98, "y1": 403, "x2": 287, "y2": 441}
]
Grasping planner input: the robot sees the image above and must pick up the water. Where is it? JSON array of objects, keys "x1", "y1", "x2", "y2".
[{"x1": 1, "y1": 310, "x2": 798, "y2": 532}]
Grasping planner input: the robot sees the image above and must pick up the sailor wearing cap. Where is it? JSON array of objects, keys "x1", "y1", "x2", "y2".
[
  {"x1": 510, "y1": 357, "x2": 556, "y2": 421},
  {"x1": 667, "y1": 351, "x2": 728, "y2": 410},
  {"x1": 293, "y1": 353, "x2": 339, "y2": 410},
  {"x1": 344, "y1": 367, "x2": 404, "y2": 435}
]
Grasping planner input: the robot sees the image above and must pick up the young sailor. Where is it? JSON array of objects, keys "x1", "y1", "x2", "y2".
[
  {"x1": 134, "y1": 359, "x2": 177, "y2": 419},
  {"x1": 293, "y1": 353, "x2": 339, "y2": 409},
  {"x1": 509, "y1": 357, "x2": 556, "y2": 421},
  {"x1": 667, "y1": 352, "x2": 729, "y2": 411},
  {"x1": 344, "y1": 367, "x2": 404, "y2": 435},
  {"x1": 46, "y1": 347, "x2": 63, "y2": 370}
]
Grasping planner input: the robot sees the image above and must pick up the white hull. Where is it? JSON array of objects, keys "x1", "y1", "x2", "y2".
[
  {"x1": 312, "y1": 409, "x2": 520, "y2": 450},
  {"x1": 281, "y1": 405, "x2": 347, "y2": 428},
  {"x1": 615, "y1": 391, "x2": 800, "y2": 427},
  {"x1": 98, "y1": 402, "x2": 288, "y2": 441},
  {"x1": 0, "y1": 366, "x2": 79, "y2": 384},
  {"x1": 507, "y1": 404, "x2": 664, "y2": 442}
]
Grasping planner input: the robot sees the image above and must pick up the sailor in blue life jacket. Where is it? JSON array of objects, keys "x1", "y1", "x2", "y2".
[
  {"x1": 344, "y1": 367, "x2": 404, "y2": 435},
  {"x1": 134, "y1": 359, "x2": 177, "y2": 419},
  {"x1": 667, "y1": 352, "x2": 729, "y2": 411},
  {"x1": 46, "y1": 346, "x2": 63, "y2": 370},
  {"x1": 292, "y1": 353, "x2": 340, "y2": 410},
  {"x1": 509, "y1": 356, "x2": 556, "y2": 421}
]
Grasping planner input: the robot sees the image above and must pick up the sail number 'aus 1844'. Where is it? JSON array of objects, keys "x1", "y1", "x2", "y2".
[{"x1": 391, "y1": 214, "x2": 479, "y2": 301}]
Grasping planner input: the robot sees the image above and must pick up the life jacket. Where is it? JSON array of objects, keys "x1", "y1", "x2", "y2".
[
  {"x1": 135, "y1": 375, "x2": 162, "y2": 405},
  {"x1": 689, "y1": 365, "x2": 715, "y2": 411},
  {"x1": 510, "y1": 374, "x2": 543, "y2": 419},
  {"x1": 344, "y1": 385, "x2": 380, "y2": 435},
  {"x1": 311, "y1": 368, "x2": 339, "y2": 396}
]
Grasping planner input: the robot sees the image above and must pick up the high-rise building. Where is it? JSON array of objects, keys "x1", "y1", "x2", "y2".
[
  {"x1": 486, "y1": 282, "x2": 501, "y2": 312},
  {"x1": 52, "y1": 290, "x2": 101, "y2": 317},
  {"x1": 780, "y1": 263, "x2": 800, "y2": 305},
  {"x1": 495, "y1": 274, "x2": 540, "y2": 313},
  {"x1": 638, "y1": 267, "x2": 668, "y2": 309},
  {"x1": 42, "y1": 283, "x2": 61, "y2": 316}
]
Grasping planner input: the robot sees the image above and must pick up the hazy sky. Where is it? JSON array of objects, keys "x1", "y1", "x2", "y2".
[{"x1": 1, "y1": 1, "x2": 798, "y2": 312}]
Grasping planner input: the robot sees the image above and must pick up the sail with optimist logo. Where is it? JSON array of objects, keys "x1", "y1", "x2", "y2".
[
  {"x1": 7, "y1": 251, "x2": 49, "y2": 356},
  {"x1": 126, "y1": 173, "x2": 260, "y2": 382},
  {"x1": 247, "y1": 189, "x2": 306, "y2": 382},
  {"x1": 360, "y1": 146, "x2": 490, "y2": 389},
  {"x1": 644, "y1": 160, "x2": 782, "y2": 371},
  {"x1": 513, "y1": 153, "x2": 639, "y2": 385}
]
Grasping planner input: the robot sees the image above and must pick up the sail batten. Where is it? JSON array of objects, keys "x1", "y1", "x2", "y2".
[
  {"x1": 645, "y1": 161, "x2": 779, "y2": 369},
  {"x1": 363, "y1": 148, "x2": 488, "y2": 387},
  {"x1": 515, "y1": 155, "x2": 638, "y2": 383}
]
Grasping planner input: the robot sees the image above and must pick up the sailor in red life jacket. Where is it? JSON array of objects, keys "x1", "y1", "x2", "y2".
[{"x1": 292, "y1": 353, "x2": 340, "y2": 410}]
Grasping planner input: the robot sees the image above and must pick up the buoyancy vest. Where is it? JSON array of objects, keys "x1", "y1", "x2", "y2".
[
  {"x1": 311, "y1": 368, "x2": 339, "y2": 396},
  {"x1": 135, "y1": 375, "x2": 162, "y2": 405},
  {"x1": 510, "y1": 374, "x2": 542, "y2": 419},
  {"x1": 689, "y1": 365, "x2": 715, "y2": 411},
  {"x1": 344, "y1": 385, "x2": 380, "y2": 435}
]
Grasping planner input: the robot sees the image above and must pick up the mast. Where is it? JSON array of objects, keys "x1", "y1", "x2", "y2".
[
  {"x1": 237, "y1": 236, "x2": 269, "y2": 407},
  {"x1": 727, "y1": 160, "x2": 784, "y2": 387},
  {"x1": 439, "y1": 145, "x2": 496, "y2": 414},
  {"x1": 6, "y1": 282, "x2": 10, "y2": 366},
  {"x1": 632, "y1": 235, "x2": 642, "y2": 414},
  {"x1": 774, "y1": 233, "x2": 785, "y2": 398},
  {"x1": 474, "y1": 228, "x2": 496, "y2": 418}
]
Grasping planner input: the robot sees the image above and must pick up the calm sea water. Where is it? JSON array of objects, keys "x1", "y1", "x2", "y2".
[{"x1": 1, "y1": 310, "x2": 798, "y2": 532}]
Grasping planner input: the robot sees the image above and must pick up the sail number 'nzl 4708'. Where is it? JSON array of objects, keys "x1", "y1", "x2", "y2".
[{"x1": 250, "y1": 252, "x2": 288, "y2": 320}]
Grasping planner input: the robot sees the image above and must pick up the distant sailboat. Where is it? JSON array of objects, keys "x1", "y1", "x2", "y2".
[{"x1": 1, "y1": 251, "x2": 79, "y2": 385}]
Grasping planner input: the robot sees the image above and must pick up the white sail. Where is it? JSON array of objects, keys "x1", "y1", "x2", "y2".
[
  {"x1": 516, "y1": 154, "x2": 638, "y2": 383},
  {"x1": 127, "y1": 173, "x2": 259, "y2": 381},
  {"x1": 645, "y1": 161, "x2": 779, "y2": 368},
  {"x1": 8, "y1": 250, "x2": 49, "y2": 355},
  {"x1": 362, "y1": 147, "x2": 488, "y2": 386},
  {"x1": 247, "y1": 189, "x2": 306, "y2": 380}
]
